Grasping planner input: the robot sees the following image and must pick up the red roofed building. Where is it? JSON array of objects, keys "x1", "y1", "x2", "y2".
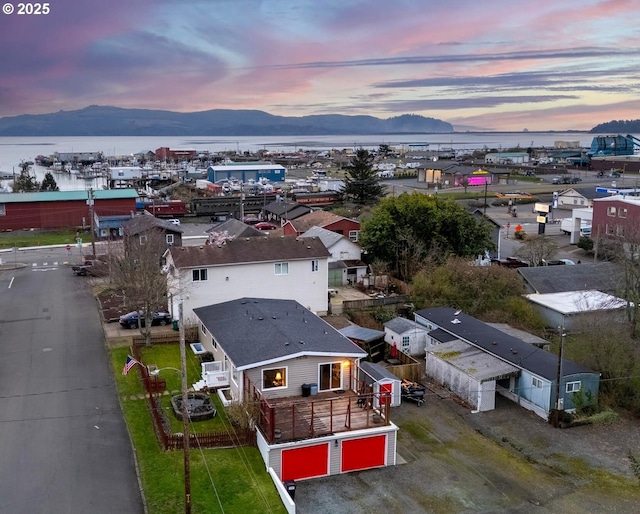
[{"x1": 154, "y1": 147, "x2": 197, "y2": 161}]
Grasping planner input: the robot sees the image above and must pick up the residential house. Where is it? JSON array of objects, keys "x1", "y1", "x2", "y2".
[
  {"x1": 383, "y1": 317, "x2": 429, "y2": 357},
  {"x1": 192, "y1": 298, "x2": 399, "y2": 481},
  {"x1": 122, "y1": 215, "x2": 183, "y2": 251},
  {"x1": 263, "y1": 200, "x2": 311, "y2": 224},
  {"x1": 282, "y1": 210, "x2": 361, "y2": 242},
  {"x1": 205, "y1": 218, "x2": 264, "y2": 239},
  {"x1": 416, "y1": 307, "x2": 600, "y2": 419},
  {"x1": 556, "y1": 187, "x2": 609, "y2": 209},
  {"x1": 163, "y1": 236, "x2": 330, "y2": 319},
  {"x1": 299, "y1": 226, "x2": 367, "y2": 286},
  {"x1": 525, "y1": 290, "x2": 628, "y2": 331}
]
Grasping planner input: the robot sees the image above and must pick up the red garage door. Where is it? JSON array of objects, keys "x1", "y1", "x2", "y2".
[
  {"x1": 341, "y1": 435, "x2": 386, "y2": 473},
  {"x1": 281, "y1": 443, "x2": 329, "y2": 481}
]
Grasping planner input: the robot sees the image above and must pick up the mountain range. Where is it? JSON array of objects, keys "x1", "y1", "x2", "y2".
[{"x1": 0, "y1": 106, "x2": 453, "y2": 136}]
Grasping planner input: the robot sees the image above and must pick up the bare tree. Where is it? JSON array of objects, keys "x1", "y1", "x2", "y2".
[
  {"x1": 514, "y1": 234, "x2": 558, "y2": 266},
  {"x1": 109, "y1": 216, "x2": 171, "y2": 346}
]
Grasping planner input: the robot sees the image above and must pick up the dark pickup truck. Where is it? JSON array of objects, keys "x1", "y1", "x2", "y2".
[{"x1": 72, "y1": 259, "x2": 107, "y2": 276}]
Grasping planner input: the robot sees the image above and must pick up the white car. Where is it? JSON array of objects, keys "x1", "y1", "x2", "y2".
[{"x1": 167, "y1": 218, "x2": 181, "y2": 226}]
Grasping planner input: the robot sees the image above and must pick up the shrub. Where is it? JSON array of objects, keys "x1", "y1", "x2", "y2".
[{"x1": 588, "y1": 409, "x2": 620, "y2": 425}]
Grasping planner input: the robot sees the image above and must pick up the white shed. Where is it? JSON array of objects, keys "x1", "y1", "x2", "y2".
[
  {"x1": 426, "y1": 339, "x2": 519, "y2": 412},
  {"x1": 359, "y1": 361, "x2": 402, "y2": 408},
  {"x1": 383, "y1": 317, "x2": 429, "y2": 357},
  {"x1": 525, "y1": 290, "x2": 628, "y2": 331}
]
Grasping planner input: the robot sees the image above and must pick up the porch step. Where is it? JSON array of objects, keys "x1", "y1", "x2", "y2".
[{"x1": 192, "y1": 380, "x2": 207, "y2": 391}]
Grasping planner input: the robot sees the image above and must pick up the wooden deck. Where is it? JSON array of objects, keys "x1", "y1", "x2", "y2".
[{"x1": 259, "y1": 389, "x2": 390, "y2": 443}]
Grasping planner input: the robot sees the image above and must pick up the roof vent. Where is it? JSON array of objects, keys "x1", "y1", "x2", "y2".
[
  {"x1": 492, "y1": 341, "x2": 497, "y2": 345},
  {"x1": 257, "y1": 316, "x2": 264, "y2": 320},
  {"x1": 284, "y1": 342, "x2": 289, "y2": 346},
  {"x1": 299, "y1": 340, "x2": 305, "y2": 344}
]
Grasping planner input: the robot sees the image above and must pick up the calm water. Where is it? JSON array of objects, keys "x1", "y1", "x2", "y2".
[{"x1": 1, "y1": 133, "x2": 635, "y2": 191}]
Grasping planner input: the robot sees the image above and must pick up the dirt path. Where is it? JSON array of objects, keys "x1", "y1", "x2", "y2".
[{"x1": 295, "y1": 383, "x2": 640, "y2": 513}]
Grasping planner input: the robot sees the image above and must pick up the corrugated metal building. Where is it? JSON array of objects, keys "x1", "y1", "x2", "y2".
[{"x1": 0, "y1": 189, "x2": 138, "y2": 231}]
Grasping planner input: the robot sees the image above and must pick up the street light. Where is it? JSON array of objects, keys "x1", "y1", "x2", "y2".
[{"x1": 150, "y1": 302, "x2": 191, "y2": 513}]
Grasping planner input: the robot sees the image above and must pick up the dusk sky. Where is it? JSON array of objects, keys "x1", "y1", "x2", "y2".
[{"x1": 1, "y1": 0, "x2": 638, "y2": 131}]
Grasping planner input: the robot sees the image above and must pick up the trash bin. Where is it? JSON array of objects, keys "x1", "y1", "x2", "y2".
[
  {"x1": 309, "y1": 383, "x2": 318, "y2": 396},
  {"x1": 284, "y1": 480, "x2": 296, "y2": 500},
  {"x1": 302, "y1": 384, "x2": 311, "y2": 397},
  {"x1": 172, "y1": 320, "x2": 179, "y2": 331}
]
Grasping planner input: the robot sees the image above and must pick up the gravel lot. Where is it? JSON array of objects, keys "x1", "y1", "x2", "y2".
[{"x1": 295, "y1": 381, "x2": 640, "y2": 514}]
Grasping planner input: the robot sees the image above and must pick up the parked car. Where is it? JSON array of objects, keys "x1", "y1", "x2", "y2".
[
  {"x1": 542, "y1": 259, "x2": 576, "y2": 266},
  {"x1": 167, "y1": 218, "x2": 181, "y2": 226},
  {"x1": 254, "y1": 222, "x2": 277, "y2": 231},
  {"x1": 609, "y1": 171, "x2": 621, "y2": 178},
  {"x1": 119, "y1": 311, "x2": 172, "y2": 329},
  {"x1": 491, "y1": 257, "x2": 529, "y2": 268}
]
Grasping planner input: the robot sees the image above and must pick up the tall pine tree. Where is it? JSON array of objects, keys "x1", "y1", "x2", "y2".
[
  {"x1": 40, "y1": 172, "x2": 60, "y2": 191},
  {"x1": 340, "y1": 148, "x2": 387, "y2": 205}
]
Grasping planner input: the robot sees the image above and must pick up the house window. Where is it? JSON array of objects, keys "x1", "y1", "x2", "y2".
[
  {"x1": 566, "y1": 381, "x2": 581, "y2": 393},
  {"x1": 402, "y1": 335, "x2": 410, "y2": 352},
  {"x1": 274, "y1": 262, "x2": 289, "y2": 275},
  {"x1": 606, "y1": 224, "x2": 614, "y2": 236},
  {"x1": 201, "y1": 323, "x2": 208, "y2": 336},
  {"x1": 212, "y1": 337, "x2": 217, "y2": 349},
  {"x1": 319, "y1": 362, "x2": 341, "y2": 391},
  {"x1": 619, "y1": 207, "x2": 627, "y2": 218},
  {"x1": 607, "y1": 206, "x2": 616, "y2": 217},
  {"x1": 311, "y1": 259, "x2": 319, "y2": 272},
  {"x1": 616, "y1": 225, "x2": 625, "y2": 237},
  {"x1": 166, "y1": 234, "x2": 174, "y2": 245},
  {"x1": 263, "y1": 367, "x2": 287, "y2": 389},
  {"x1": 192, "y1": 268, "x2": 208, "y2": 281},
  {"x1": 0, "y1": 204, "x2": 5, "y2": 216},
  {"x1": 139, "y1": 235, "x2": 147, "y2": 245},
  {"x1": 532, "y1": 377, "x2": 543, "y2": 389},
  {"x1": 573, "y1": 199, "x2": 578, "y2": 205},
  {"x1": 349, "y1": 230, "x2": 359, "y2": 242}
]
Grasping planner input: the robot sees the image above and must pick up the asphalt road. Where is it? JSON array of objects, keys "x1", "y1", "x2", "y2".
[{"x1": 0, "y1": 247, "x2": 143, "y2": 513}]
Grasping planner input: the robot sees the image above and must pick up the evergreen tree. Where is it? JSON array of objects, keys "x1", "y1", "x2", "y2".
[
  {"x1": 13, "y1": 161, "x2": 40, "y2": 192},
  {"x1": 340, "y1": 148, "x2": 387, "y2": 205},
  {"x1": 40, "y1": 172, "x2": 60, "y2": 191}
]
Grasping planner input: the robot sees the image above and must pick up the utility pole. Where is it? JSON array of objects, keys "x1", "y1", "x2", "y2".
[
  {"x1": 179, "y1": 302, "x2": 191, "y2": 513},
  {"x1": 88, "y1": 188, "x2": 96, "y2": 257},
  {"x1": 553, "y1": 326, "x2": 565, "y2": 428}
]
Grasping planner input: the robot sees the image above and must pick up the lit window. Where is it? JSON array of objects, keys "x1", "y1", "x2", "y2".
[
  {"x1": 192, "y1": 269, "x2": 208, "y2": 281},
  {"x1": 566, "y1": 381, "x2": 581, "y2": 393},
  {"x1": 275, "y1": 262, "x2": 289, "y2": 275},
  {"x1": 263, "y1": 367, "x2": 286, "y2": 389},
  {"x1": 532, "y1": 377, "x2": 543, "y2": 389}
]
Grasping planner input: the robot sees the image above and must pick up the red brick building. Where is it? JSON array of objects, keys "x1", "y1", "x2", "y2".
[
  {"x1": 592, "y1": 195, "x2": 640, "y2": 241},
  {"x1": 0, "y1": 190, "x2": 138, "y2": 231},
  {"x1": 154, "y1": 147, "x2": 197, "y2": 161}
]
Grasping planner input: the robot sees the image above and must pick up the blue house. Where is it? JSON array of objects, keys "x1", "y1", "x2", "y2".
[{"x1": 415, "y1": 307, "x2": 600, "y2": 420}]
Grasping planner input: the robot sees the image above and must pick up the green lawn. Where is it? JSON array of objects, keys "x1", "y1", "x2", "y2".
[
  {"x1": 111, "y1": 346, "x2": 286, "y2": 514},
  {"x1": 0, "y1": 229, "x2": 81, "y2": 249}
]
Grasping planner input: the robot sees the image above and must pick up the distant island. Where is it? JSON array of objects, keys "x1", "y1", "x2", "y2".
[
  {"x1": 590, "y1": 119, "x2": 640, "y2": 133},
  {"x1": 0, "y1": 105, "x2": 453, "y2": 136}
]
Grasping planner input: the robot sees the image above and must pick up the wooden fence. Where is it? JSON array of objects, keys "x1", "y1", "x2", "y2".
[
  {"x1": 384, "y1": 345, "x2": 424, "y2": 383},
  {"x1": 343, "y1": 294, "x2": 411, "y2": 311},
  {"x1": 133, "y1": 355, "x2": 256, "y2": 450}
]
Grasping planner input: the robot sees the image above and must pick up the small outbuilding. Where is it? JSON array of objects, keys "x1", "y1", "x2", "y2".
[
  {"x1": 359, "y1": 361, "x2": 402, "y2": 408},
  {"x1": 383, "y1": 317, "x2": 429, "y2": 357}
]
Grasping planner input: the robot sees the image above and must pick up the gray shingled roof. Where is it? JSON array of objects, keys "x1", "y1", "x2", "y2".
[
  {"x1": 416, "y1": 307, "x2": 595, "y2": 380},
  {"x1": 559, "y1": 187, "x2": 610, "y2": 201},
  {"x1": 360, "y1": 361, "x2": 400, "y2": 382},
  {"x1": 299, "y1": 225, "x2": 344, "y2": 248},
  {"x1": 194, "y1": 298, "x2": 367, "y2": 369},
  {"x1": 205, "y1": 218, "x2": 263, "y2": 238},
  {"x1": 122, "y1": 215, "x2": 183, "y2": 235},
  {"x1": 167, "y1": 236, "x2": 330, "y2": 268},
  {"x1": 384, "y1": 317, "x2": 421, "y2": 335},
  {"x1": 517, "y1": 262, "x2": 624, "y2": 294}
]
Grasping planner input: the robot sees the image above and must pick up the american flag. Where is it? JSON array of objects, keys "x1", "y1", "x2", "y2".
[{"x1": 122, "y1": 355, "x2": 140, "y2": 376}]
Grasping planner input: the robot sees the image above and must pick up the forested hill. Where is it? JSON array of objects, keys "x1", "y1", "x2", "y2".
[
  {"x1": 0, "y1": 106, "x2": 453, "y2": 136},
  {"x1": 591, "y1": 119, "x2": 640, "y2": 133}
]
